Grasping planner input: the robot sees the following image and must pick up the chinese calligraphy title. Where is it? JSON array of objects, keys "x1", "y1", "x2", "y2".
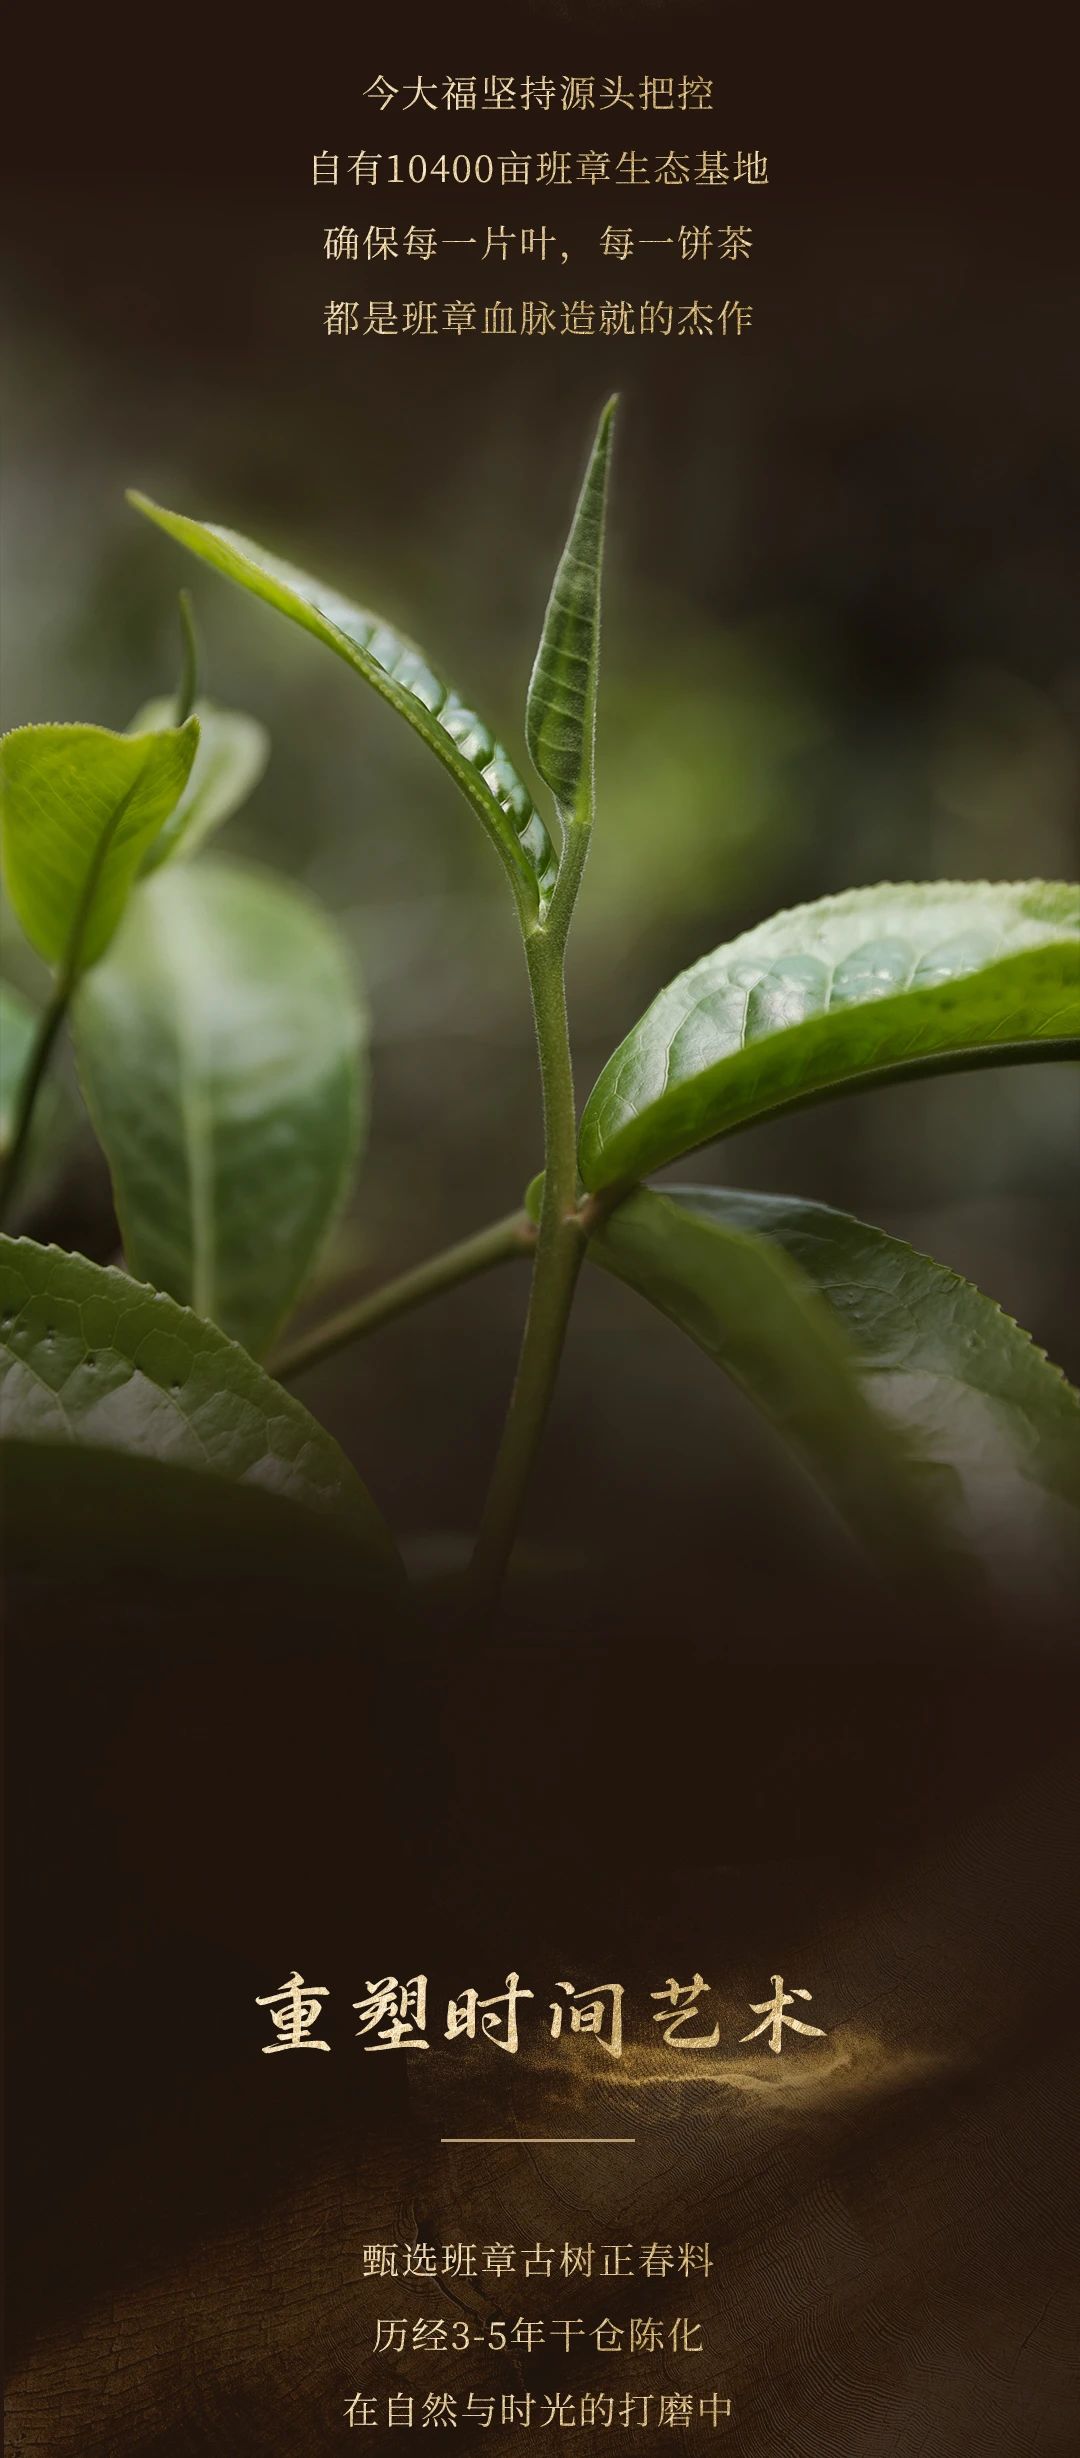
[{"x1": 256, "y1": 1969, "x2": 825, "y2": 2056}]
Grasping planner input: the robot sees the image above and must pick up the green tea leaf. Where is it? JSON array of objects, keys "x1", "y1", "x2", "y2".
[
  {"x1": 0, "y1": 1234, "x2": 397, "y2": 1583},
  {"x1": 0, "y1": 720, "x2": 199, "y2": 973},
  {"x1": 580, "y1": 881, "x2": 1080, "y2": 1190},
  {"x1": 588, "y1": 1183, "x2": 966, "y2": 1572},
  {"x1": 129, "y1": 695, "x2": 268, "y2": 870},
  {"x1": 686, "y1": 1189, "x2": 1080, "y2": 1554},
  {"x1": 74, "y1": 861, "x2": 366, "y2": 1357},
  {"x1": 526, "y1": 396, "x2": 615, "y2": 826},
  {"x1": 128, "y1": 493, "x2": 558, "y2": 917}
]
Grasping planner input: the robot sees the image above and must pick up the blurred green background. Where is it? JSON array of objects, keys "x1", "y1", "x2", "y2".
[{"x1": 2, "y1": 6, "x2": 1078, "y2": 1608}]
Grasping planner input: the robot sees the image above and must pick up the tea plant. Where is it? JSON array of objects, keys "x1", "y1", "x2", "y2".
[{"x1": 2, "y1": 401, "x2": 1078, "y2": 1614}]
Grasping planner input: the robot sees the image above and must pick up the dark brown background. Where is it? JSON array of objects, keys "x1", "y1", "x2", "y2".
[{"x1": 4, "y1": 2, "x2": 1080, "y2": 2449}]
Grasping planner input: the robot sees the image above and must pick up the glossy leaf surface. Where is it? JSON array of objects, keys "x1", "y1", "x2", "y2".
[
  {"x1": 589, "y1": 1184, "x2": 962, "y2": 1569},
  {"x1": 580, "y1": 882, "x2": 1080, "y2": 1189},
  {"x1": 128, "y1": 494, "x2": 558, "y2": 914},
  {"x1": 0, "y1": 1235, "x2": 396, "y2": 1581},
  {"x1": 0, "y1": 720, "x2": 199, "y2": 972},
  {"x1": 526, "y1": 396, "x2": 615, "y2": 824},
  {"x1": 75, "y1": 862, "x2": 366, "y2": 1357},
  {"x1": 130, "y1": 695, "x2": 268, "y2": 870}
]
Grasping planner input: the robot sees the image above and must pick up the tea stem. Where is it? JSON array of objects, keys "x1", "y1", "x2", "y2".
[
  {"x1": 0, "y1": 770, "x2": 145, "y2": 1228},
  {"x1": 174, "y1": 590, "x2": 199, "y2": 726},
  {"x1": 466, "y1": 927, "x2": 587, "y2": 1618},
  {"x1": 272, "y1": 1210, "x2": 534, "y2": 1379},
  {"x1": 0, "y1": 986, "x2": 69, "y2": 1227}
]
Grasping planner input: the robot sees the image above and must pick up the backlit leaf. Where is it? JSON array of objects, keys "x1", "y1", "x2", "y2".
[
  {"x1": 0, "y1": 719, "x2": 199, "y2": 972},
  {"x1": 75, "y1": 861, "x2": 366, "y2": 1357},
  {"x1": 129, "y1": 695, "x2": 268, "y2": 870}
]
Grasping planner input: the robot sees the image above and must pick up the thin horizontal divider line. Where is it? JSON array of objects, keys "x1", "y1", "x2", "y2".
[{"x1": 440, "y1": 2135, "x2": 636, "y2": 2144}]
